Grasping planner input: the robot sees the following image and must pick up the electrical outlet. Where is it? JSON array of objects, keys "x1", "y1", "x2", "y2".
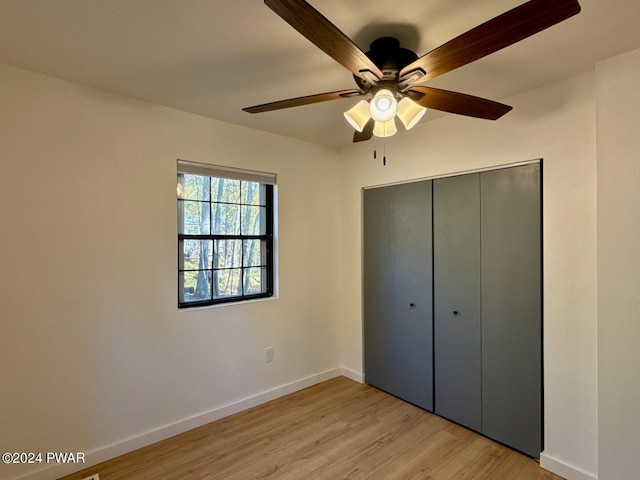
[
  {"x1": 81, "y1": 474, "x2": 99, "y2": 480},
  {"x1": 264, "y1": 346, "x2": 274, "y2": 363}
]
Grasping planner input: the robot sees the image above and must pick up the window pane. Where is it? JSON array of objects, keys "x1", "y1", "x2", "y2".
[
  {"x1": 211, "y1": 203, "x2": 240, "y2": 235},
  {"x1": 241, "y1": 205, "x2": 266, "y2": 235},
  {"x1": 244, "y1": 267, "x2": 268, "y2": 295},
  {"x1": 214, "y1": 240, "x2": 242, "y2": 269},
  {"x1": 214, "y1": 269, "x2": 242, "y2": 298},
  {"x1": 180, "y1": 271, "x2": 212, "y2": 303},
  {"x1": 182, "y1": 239, "x2": 212, "y2": 270},
  {"x1": 178, "y1": 174, "x2": 210, "y2": 201},
  {"x1": 179, "y1": 200, "x2": 211, "y2": 235},
  {"x1": 241, "y1": 181, "x2": 262, "y2": 206},
  {"x1": 178, "y1": 171, "x2": 273, "y2": 308},
  {"x1": 243, "y1": 239, "x2": 264, "y2": 267},
  {"x1": 211, "y1": 178, "x2": 240, "y2": 204}
]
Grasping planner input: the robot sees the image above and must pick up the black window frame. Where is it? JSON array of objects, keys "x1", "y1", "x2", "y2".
[{"x1": 177, "y1": 165, "x2": 275, "y2": 308}]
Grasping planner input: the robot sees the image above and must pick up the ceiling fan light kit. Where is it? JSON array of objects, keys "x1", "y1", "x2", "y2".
[
  {"x1": 344, "y1": 91, "x2": 426, "y2": 138},
  {"x1": 244, "y1": 0, "x2": 582, "y2": 143}
]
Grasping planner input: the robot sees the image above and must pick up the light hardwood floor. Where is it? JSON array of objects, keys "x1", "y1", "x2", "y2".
[{"x1": 59, "y1": 377, "x2": 562, "y2": 480}]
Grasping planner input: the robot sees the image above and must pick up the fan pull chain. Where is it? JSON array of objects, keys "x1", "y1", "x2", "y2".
[
  {"x1": 383, "y1": 138, "x2": 387, "y2": 166},
  {"x1": 373, "y1": 135, "x2": 377, "y2": 161},
  {"x1": 372, "y1": 137, "x2": 387, "y2": 166},
  {"x1": 372, "y1": 146, "x2": 388, "y2": 165}
]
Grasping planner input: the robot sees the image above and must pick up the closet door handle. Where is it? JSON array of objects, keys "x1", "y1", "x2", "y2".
[
  {"x1": 453, "y1": 310, "x2": 460, "y2": 316},
  {"x1": 410, "y1": 303, "x2": 416, "y2": 309}
]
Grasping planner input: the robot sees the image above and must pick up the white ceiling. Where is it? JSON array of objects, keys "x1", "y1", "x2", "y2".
[{"x1": 1, "y1": 0, "x2": 639, "y2": 148}]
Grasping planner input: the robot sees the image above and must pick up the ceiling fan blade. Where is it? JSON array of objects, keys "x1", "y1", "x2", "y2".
[
  {"x1": 264, "y1": 0, "x2": 383, "y2": 81},
  {"x1": 243, "y1": 89, "x2": 362, "y2": 114},
  {"x1": 409, "y1": 86, "x2": 512, "y2": 120},
  {"x1": 399, "y1": 0, "x2": 581, "y2": 83},
  {"x1": 353, "y1": 118, "x2": 375, "y2": 142}
]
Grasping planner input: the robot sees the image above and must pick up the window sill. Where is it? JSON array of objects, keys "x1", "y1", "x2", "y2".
[{"x1": 177, "y1": 294, "x2": 279, "y2": 312}]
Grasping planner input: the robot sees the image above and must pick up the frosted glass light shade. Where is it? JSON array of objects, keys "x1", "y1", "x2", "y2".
[
  {"x1": 397, "y1": 97, "x2": 427, "y2": 130},
  {"x1": 369, "y1": 89, "x2": 398, "y2": 122},
  {"x1": 373, "y1": 118, "x2": 397, "y2": 138},
  {"x1": 343, "y1": 100, "x2": 371, "y2": 132}
]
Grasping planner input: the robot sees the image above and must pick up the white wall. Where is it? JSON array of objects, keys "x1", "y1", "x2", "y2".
[
  {"x1": 596, "y1": 48, "x2": 640, "y2": 480},
  {"x1": 337, "y1": 71, "x2": 599, "y2": 479},
  {"x1": 0, "y1": 63, "x2": 343, "y2": 480}
]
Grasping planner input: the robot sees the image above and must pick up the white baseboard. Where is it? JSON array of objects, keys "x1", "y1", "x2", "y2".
[
  {"x1": 340, "y1": 366, "x2": 364, "y2": 383},
  {"x1": 540, "y1": 452, "x2": 598, "y2": 480},
  {"x1": 15, "y1": 368, "x2": 344, "y2": 480}
]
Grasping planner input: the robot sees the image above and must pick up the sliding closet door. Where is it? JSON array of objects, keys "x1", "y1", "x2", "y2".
[
  {"x1": 363, "y1": 181, "x2": 433, "y2": 411},
  {"x1": 480, "y1": 163, "x2": 541, "y2": 457},
  {"x1": 433, "y1": 174, "x2": 482, "y2": 431}
]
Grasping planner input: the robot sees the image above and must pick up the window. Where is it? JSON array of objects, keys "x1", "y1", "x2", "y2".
[{"x1": 177, "y1": 160, "x2": 275, "y2": 308}]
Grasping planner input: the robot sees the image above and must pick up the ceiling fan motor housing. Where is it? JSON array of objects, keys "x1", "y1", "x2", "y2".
[{"x1": 354, "y1": 37, "x2": 419, "y2": 93}]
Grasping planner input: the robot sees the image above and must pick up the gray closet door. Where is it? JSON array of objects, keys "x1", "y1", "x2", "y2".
[
  {"x1": 433, "y1": 174, "x2": 482, "y2": 431},
  {"x1": 363, "y1": 181, "x2": 433, "y2": 411},
  {"x1": 481, "y1": 164, "x2": 541, "y2": 457},
  {"x1": 363, "y1": 186, "x2": 396, "y2": 395}
]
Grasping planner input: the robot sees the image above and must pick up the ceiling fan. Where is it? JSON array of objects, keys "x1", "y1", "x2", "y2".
[{"x1": 243, "y1": 0, "x2": 581, "y2": 142}]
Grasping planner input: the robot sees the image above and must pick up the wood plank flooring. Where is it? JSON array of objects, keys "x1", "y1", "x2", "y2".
[{"x1": 59, "y1": 377, "x2": 563, "y2": 480}]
